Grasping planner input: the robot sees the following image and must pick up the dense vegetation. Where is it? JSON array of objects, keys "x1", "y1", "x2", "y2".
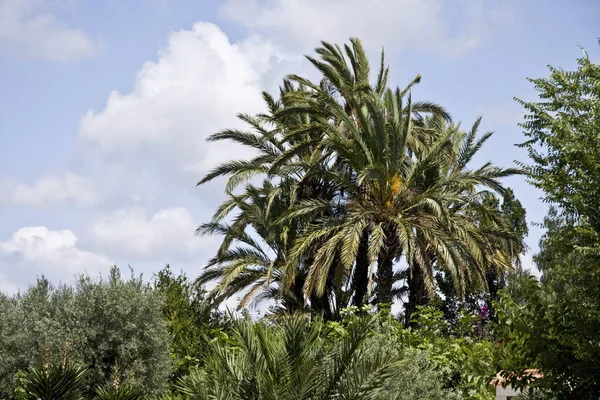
[{"x1": 0, "y1": 38, "x2": 598, "y2": 399}]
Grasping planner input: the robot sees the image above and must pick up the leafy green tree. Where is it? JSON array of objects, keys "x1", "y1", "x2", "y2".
[
  {"x1": 71, "y1": 267, "x2": 172, "y2": 394},
  {"x1": 153, "y1": 265, "x2": 226, "y2": 383},
  {"x1": 496, "y1": 41, "x2": 600, "y2": 399},
  {"x1": 0, "y1": 267, "x2": 172, "y2": 397},
  {"x1": 516, "y1": 39, "x2": 600, "y2": 230},
  {"x1": 496, "y1": 221, "x2": 600, "y2": 398},
  {"x1": 0, "y1": 278, "x2": 81, "y2": 396}
]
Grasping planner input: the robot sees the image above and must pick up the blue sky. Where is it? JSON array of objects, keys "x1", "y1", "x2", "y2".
[{"x1": 1, "y1": 0, "x2": 598, "y2": 300}]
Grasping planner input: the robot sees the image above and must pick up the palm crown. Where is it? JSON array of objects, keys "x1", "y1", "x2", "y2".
[{"x1": 197, "y1": 38, "x2": 522, "y2": 320}]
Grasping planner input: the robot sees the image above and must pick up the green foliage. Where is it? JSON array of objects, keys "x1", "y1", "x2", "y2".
[
  {"x1": 516, "y1": 40, "x2": 600, "y2": 230},
  {"x1": 400, "y1": 307, "x2": 497, "y2": 400},
  {"x1": 498, "y1": 40, "x2": 600, "y2": 399},
  {"x1": 0, "y1": 267, "x2": 172, "y2": 397},
  {"x1": 21, "y1": 363, "x2": 87, "y2": 400},
  {"x1": 435, "y1": 188, "x2": 528, "y2": 329},
  {"x1": 496, "y1": 244, "x2": 600, "y2": 397},
  {"x1": 389, "y1": 349, "x2": 463, "y2": 400},
  {"x1": 153, "y1": 265, "x2": 226, "y2": 384},
  {"x1": 515, "y1": 389, "x2": 557, "y2": 400},
  {"x1": 325, "y1": 308, "x2": 464, "y2": 400},
  {"x1": 95, "y1": 383, "x2": 144, "y2": 400},
  {"x1": 175, "y1": 313, "x2": 405, "y2": 400},
  {"x1": 501, "y1": 188, "x2": 529, "y2": 249},
  {"x1": 197, "y1": 38, "x2": 524, "y2": 320},
  {"x1": 496, "y1": 210, "x2": 600, "y2": 397}
]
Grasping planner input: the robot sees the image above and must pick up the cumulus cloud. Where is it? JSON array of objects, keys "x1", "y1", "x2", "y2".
[
  {"x1": 0, "y1": 226, "x2": 113, "y2": 291},
  {"x1": 220, "y1": 0, "x2": 512, "y2": 58},
  {"x1": 88, "y1": 207, "x2": 212, "y2": 261},
  {"x1": 0, "y1": 172, "x2": 97, "y2": 207},
  {"x1": 2, "y1": 22, "x2": 284, "y2": 286},
  {"x1": 77, "y1": 23, "x2": 280, "y2": 187},
  {"x1": 0, "y1": 0, "x2": 100, "y2": 62}
]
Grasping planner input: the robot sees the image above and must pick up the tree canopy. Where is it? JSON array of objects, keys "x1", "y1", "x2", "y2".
[{"x1": 196, "y1": 38, "x2": 524, "y2": 323}]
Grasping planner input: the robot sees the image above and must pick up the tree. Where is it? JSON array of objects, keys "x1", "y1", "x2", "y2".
[
  {"x1": 0, "y1": 267, "x2": 172, "y2": 397},
  {"x1": 516, "y1": 39, "x2": 600, "y2": 230},
  {"x1": 435, "y1": 187, "x2": 528, "y2": 327},
  {"x1": 496, "y1": 258, "x2": 600, "y2": 398},
  {"x1": 197, "y1": 79, "x2": 345, "y2": 318},
  {"x1": 153, "y1": 265, "x2": 226, "y2": 384},
  {"x1": 196, "y1": 180, "x2": 344, "y2": 317},
  {"x1": 496, "y1": 42, "x2": 600, "y2": 399},
  {"x1": 197, "y1": 38, "x2": 522, "y2": 320}
]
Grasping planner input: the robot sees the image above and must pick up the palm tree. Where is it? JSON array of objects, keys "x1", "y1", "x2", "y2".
[
  {"x1": 175, "y1": 314, "x2": 399, "y2": 400},
  {"x1": 279, "y1": 45, "x2": 519, "y2": 308},
  {"x1": 197, "y1": 179, "x2": 348, "y2": 319},
  {"x1": 197, "y1": 37, "x2": 523, "y2": 319},
  {"x1": 196, "y1": 180, "x2": 305, "y2": 313},
  {"x1": 197, "y1": 79, "x2": 350, "y2": 318},
  {"x1": 399, "y1": 116, "x2": 523, "y2": 322},
  {"x1": 198, "y1": 39, "x2": 451, "y2": 307}
]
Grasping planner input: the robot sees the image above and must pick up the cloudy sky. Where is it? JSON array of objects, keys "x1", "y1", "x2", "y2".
[{"x1": 1, "y1": 0, "x2": 598, "y2": 295}]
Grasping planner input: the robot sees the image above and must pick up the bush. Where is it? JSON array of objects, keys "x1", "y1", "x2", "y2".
[{"x1": 0, "y1": 267, "x2": 172, "y2": 397}]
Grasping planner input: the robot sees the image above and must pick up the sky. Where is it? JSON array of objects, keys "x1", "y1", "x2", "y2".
[{"x1": 0, "y1": 0, "x2": 599, "y2": 300}]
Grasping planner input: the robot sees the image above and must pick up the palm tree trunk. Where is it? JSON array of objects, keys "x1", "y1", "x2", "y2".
[
  {"x1": 352, "y1": 229, "x2": 370, "y2": 306},
  {"x1": 405, "y1": 262, "x2": 432, "y2": 326},
  {"x1": 375, "y1": 254, "x2": 394, "y2": 306},
  {"x1": 375, "y1": 226, "x2": 396, "y2": 305},
  {"x1": 485, "y1": 266, "x2": 504, "y2": 324},
  {"x1": 375, "y1": 251, "x2": 395, "y2": 305},
  {"x1": 310, "y1": 293, "x2": 333, "y2": 320},
  {"x1": 286, "y1": 274, "x2": 305, "y2": 313}
]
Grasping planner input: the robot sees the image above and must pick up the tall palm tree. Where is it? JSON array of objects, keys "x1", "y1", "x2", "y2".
[
  {"x1": 197, "y1": 37, "x2": 523, "y2": 318},
  {"x1": 196, "y1": 179, "x2": 347, "y2": 318},
  {"x1": 196, "y1": 180, "x2": 302, "y2": 312},
  {"x1": 175, "y1": 314, "x2": 400, "y2": 400},
  {"x1": 199, "y1": 39, "x2": 452, "y2": 306},
  {"x1": 279, "y1": 50, "x2": 519, "y2": 308},
  {"x1": 197, "y1": 79, "x2": 350, "y2": 318},
  {"x1": 398, "y1": 116, "x2": 523, "y2": 322}
]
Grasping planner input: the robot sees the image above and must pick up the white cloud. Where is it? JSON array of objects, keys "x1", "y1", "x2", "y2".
[
  {"x1": 220, "y1": 0, "x2": 511, "y2": 58},
  {"x1": 0, "y1": 226, "x2": 113, "y2": 287},
  {"x1": 77, "y1": 23, "x2": 280, "y2": 187},
  {"x1": 88, "y1": 207, "x2": 211, "y2": 260},
  {"x1": 1, "y1": 22, "x2": 284, "y2": 286},
  {"x1": 0, "y1": 172, "x2": 97, "y2": 207},
  {"x1": 0, "y1": 0, "x2": 100, "y2": 62}
]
